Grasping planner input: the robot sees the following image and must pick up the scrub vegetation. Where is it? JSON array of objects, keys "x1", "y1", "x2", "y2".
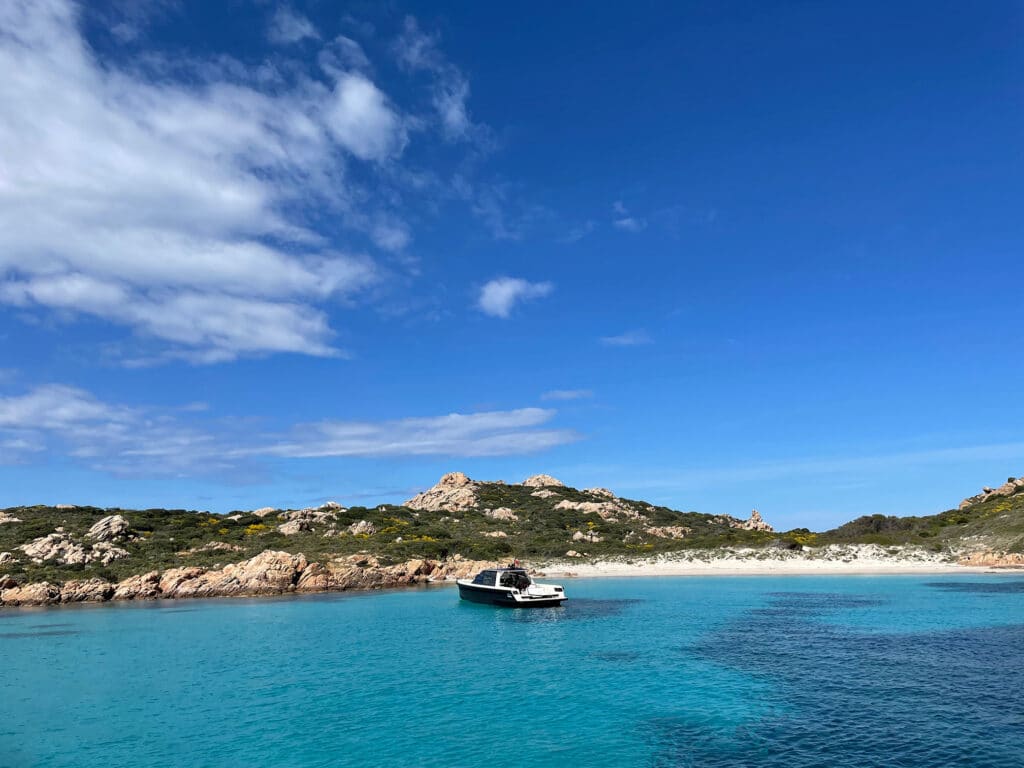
[{"x1": 2, "y1": 477, "x2": 1022, "y2": 588}]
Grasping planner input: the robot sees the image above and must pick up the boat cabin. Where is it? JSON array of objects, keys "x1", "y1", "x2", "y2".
[{"x1": 470, "y1": 568, "x2": 532, "y2": 590}]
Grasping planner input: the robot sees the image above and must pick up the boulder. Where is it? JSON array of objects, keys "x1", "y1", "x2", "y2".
[
  {"x1": 485, "y1": 507, "x2": 519, "y2": 521},
  {"x1": 277, "y1": 520, "x2": 311, "y2": 536},
  {"x1": 296, "y1": 562, "x2": 333, "y2": 591},
  {"x1": 113, "y1": 571, "x2": 161, "y2": 600},
  {"x1": 252, "y1": 507, "x2": 277, "y2": 517},
  {"x1": 278, "y1": 506, "x2": 340, "y2": 526},
  {"x1": 61, "y1": 579, "x2": 115, "y2": 603},
  {"x1": 1, "y1": 581, "x2": 61, "y2": 606},
  {"x1": 348, "y1": 520, "x2": 377, "y2": 536},
  {"x1": 565, "y1": 550, "x2": 583, "y2": 558},
  {"x1": 572, "y1": 530, "x2": 603, "y2": 543},
  {"x1": 0, "y1": 551, "x2": 13, "y2": 566},
  {"x1": 522, "y1": 474, "x2": 565, "y2": 488},
  {"x1": 86, "y1": 514, "x2": 133, "y2": 542},
  {"x1": 483, "y1": 531, "x2": 508, "y2": 538},
  {"x1": 403, "y1": 472, "x2": 480, "y2": 511}
]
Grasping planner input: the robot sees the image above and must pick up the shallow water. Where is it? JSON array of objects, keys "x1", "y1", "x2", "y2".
[{"x1": 2, "y1": 575, "x2": 1023, "y2": 767}]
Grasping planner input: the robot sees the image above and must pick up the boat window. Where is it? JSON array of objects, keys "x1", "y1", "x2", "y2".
[
  {"x1": 500, "y1": 571, "x2": 531, "y2": 589},
  {"x1": 472, "y1": 570, "x2": 496, "y2": 586}
]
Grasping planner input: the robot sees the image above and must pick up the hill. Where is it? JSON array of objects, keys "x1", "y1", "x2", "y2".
[{"x1": 2, "y1": 470, "x2": 1022, "y2": 606}]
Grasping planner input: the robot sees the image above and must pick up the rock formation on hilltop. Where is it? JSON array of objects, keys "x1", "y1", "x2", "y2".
[
  {"x1": 522, "y1": 474, "x2": 565, "y2": 488},
  {"x1": 404, "y1": 472, "x2": 480, "y2": 511},
  {"x1": 738, "y1": 510, "x2": 774, "y2": 533},
  {"x1": 958, "y1": 475, "x2": 1024, "y2": 510}
]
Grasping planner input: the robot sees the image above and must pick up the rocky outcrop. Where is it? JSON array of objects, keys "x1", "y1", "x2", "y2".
[
  {"x1": 279, "y1": 505, "x2": 342, "y2": 526},
  {"x1": 958, "y1": 476, "x2": 1024, "y2": 510},
  {"x1": 0, "y1": 551, "x2": 13, "y2": 566},
  {"x1": 19, "y1": 532, "x2": 129, "y2": 566},
  {"x1": 737, "y1": 510, "x2": 773, "y2": 533},
  {"x1": 277, "y1": 520, "x2": 310, "y2": 535},
  {"x1": 178, "y1": 541, "x2": 243, "y2": 556},
  {"x1": 483, "y1": 531, "x2": 508, "y2": 538},
  {"x1": 584, "y1": 487, "x2": 615, "y2": 499},
  {"x1": 484, "y1": 507, "x2": 519, "y2": 521},
  {"x1": 348, "y1": 520, "x2": 377, "y2": 536},
  {"x1": 554, "y1": 498, "x2": 643, "y2": 521},
  {"x1": 645, "y1": 525, "x2": 691, "y2": 540},
  {"x1": 85, "y1": 514, "x2": 132, "y2": 542},
  {"x1": 571, "y1": 530, "x2": 603, "y2": 543},
  {"x1": 0, "y1": 512, "x2": 22, "y2": 524},
  {"x1": 404, "y1": 472, "x2": 480, "y2": 512},
  {"x1": 530, "y1": 489, "x2": 559, "y2": 499},
  {"x1": 0, "y1": 550, "x2": 503, "y2": 607},
  {"x1": 61, "y1": 579, "x2": 115, "y2": 603},
  {"x1": 252, "y1": 507, "x2": 278, "y2": 517},
  {"x1": 522, "y1": 474, "x2": 565, "y2": 488},
  {"x1": 113, "y1": 571, "x2": 161, "y2": 600},
  {"x1": 958, "y1": 551, "x2": 1024, "y2": 568},
  {"x1": 1, "y1": 581, "x2": 61, "y2": 606}
]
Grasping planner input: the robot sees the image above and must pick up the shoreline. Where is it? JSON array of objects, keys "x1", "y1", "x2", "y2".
[
  {"x1": 536, "y1": 559, "x2": 1002, "y2": 579},
  {"x1": 4, "y1": 545, "x2": 1021, "y2": 610}
]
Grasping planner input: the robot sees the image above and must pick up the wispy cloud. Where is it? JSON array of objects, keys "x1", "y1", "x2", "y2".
[
  {"x1": 560, "y1": 220, "x2": 596, "y2": 243},
  {"x1": 477, "y1": 277, "x2": 553, "y2": 318},
  {"x1": 259, "y1": 408, "x2": 578, "y2": 459},
  {"x1": 541, "y1": 389, "x2": 593, "y2": 401},
  {"x1": 0, "y1": 385, "x2": 581, "y2": 475},
  {"x1": 267, "y1": 6, "x2": 319, "y2": 45},
  {"x1": 392, "y1": 16, "x2": 477, "y2": 140},
  {"x1": 612, "y1": 200, "x2": 647, "y2": 232},
  {"x1": 600, "y1": 330, "x2": 653, "y2": 347}
]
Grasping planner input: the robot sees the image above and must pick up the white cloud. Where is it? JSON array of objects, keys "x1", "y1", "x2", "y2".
[
  {"x1": 267, "y1": 6, "x2": 319, "y2": 45},
  {"x1": 0, "y1": 385, "x2": 580, "y2": 474},
  {"x1": 260, "y1": 408, "x2": 577, "y2": 458},
  {"x1": 541, "y1": 389, "x2": 593, "y2": 401},
  {"x1": 0, "y1": 1, "x2": 454, "y2": 363},
  {"x1": 477, "y1": 277, "x2": 553, "y2": 318},
  {"x1": 600, "y1": 330, "x2": 653, "y2": 346},
  {"x1": 612, "y1": 200, "x2": 647, "y2": 232},
  {"x1": 325, "y1": 74, "x2": 407, "y2": 161}
]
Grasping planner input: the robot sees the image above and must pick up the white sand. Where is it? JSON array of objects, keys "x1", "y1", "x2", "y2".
[{"x1": 534, "y1": 545, "x2": 998, "y2": 579}]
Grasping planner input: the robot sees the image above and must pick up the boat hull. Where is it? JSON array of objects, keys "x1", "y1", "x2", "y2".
[{"x1": 457, "y1": 582, "x2": 566, "y2": 608}]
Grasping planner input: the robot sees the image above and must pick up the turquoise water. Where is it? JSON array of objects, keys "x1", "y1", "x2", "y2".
[{"x1": 2, "y1": 575, "x2": 1023, "y2": 767}]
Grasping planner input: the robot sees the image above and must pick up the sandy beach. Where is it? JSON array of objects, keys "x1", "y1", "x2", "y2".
[{"x1": 535, "y1": 545, "x2": 1004, "y2": 579}]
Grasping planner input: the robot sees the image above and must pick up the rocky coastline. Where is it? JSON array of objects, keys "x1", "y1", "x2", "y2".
[{"x1": 0, "y1": 550, "x2": 498, "y2": 608}]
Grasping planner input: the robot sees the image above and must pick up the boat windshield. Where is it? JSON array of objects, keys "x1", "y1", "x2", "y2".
[{"x1": 498, "y1": 570, "x2": 531, "y2": 590}]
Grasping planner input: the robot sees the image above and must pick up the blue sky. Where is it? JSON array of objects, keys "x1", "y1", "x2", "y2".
[{"x1": 1, "y1": 0, "x2": 1022, "y2": 529}]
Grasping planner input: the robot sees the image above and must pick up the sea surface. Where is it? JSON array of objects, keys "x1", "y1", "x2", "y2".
[{"x1": 2, "y1": 574, "x2": 1023, "y2": 767}]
